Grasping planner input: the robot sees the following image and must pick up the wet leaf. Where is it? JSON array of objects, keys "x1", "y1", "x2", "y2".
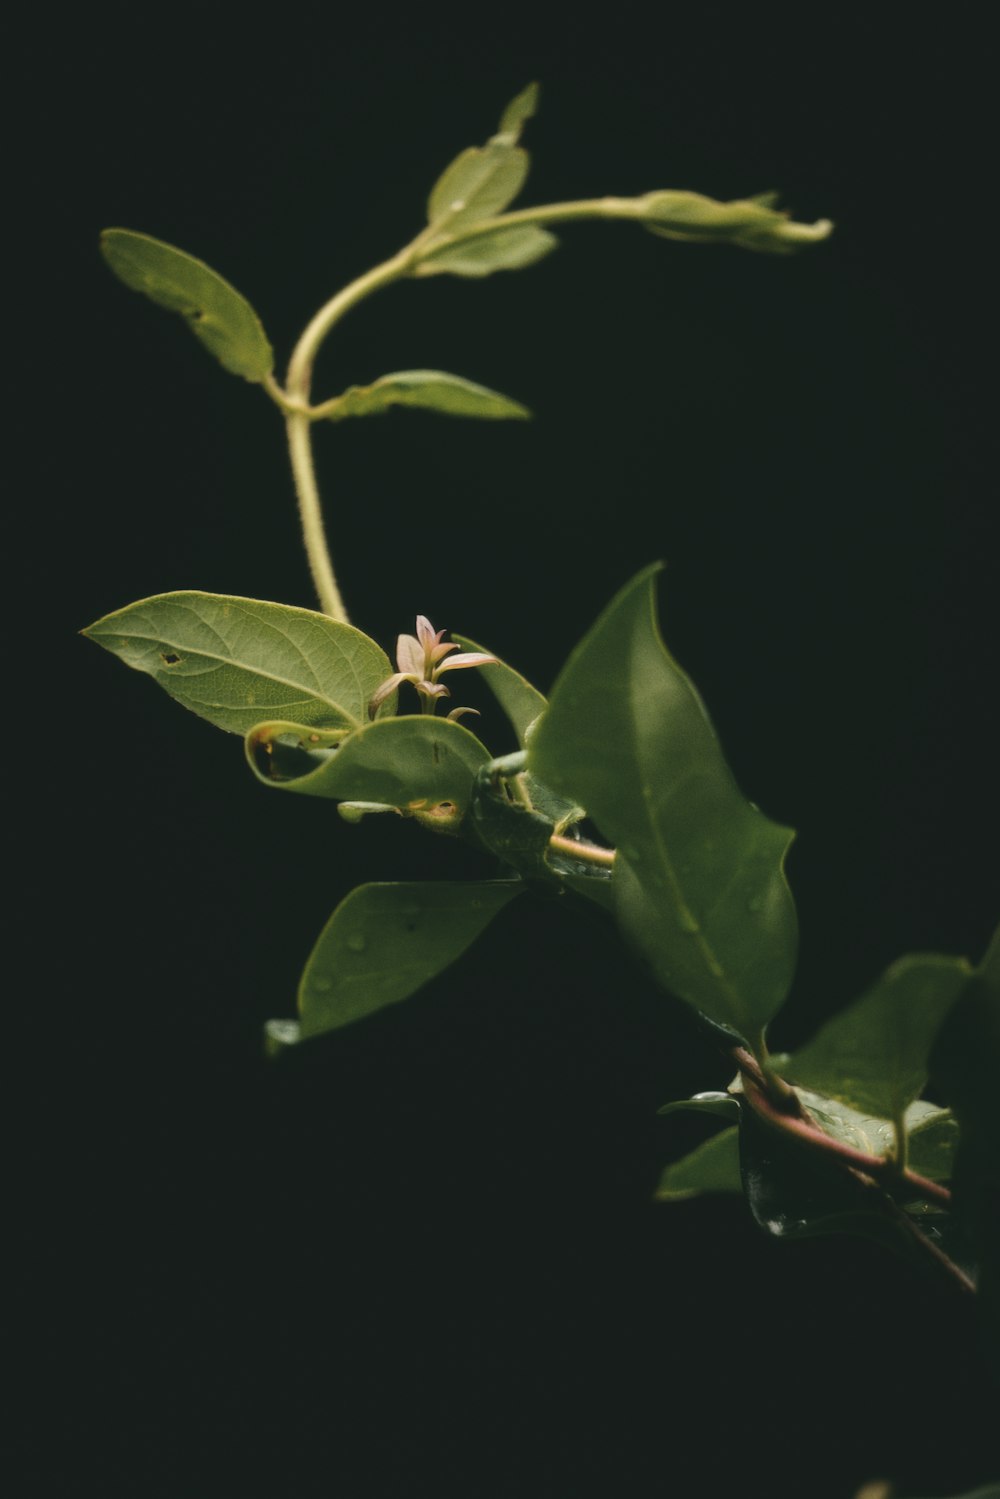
[
  {"x1": 325, "y1": 369, "x2": 529, "y2": 421},
  {"x1": 100, "y1": 229, "x2": 273, "y2": 380},
  {"x1": 246, "y1": 713, "x2": 490, "y2": 817},
  {"x1": 529, "y1": 565, "x2": 797, "y2": 1044},
  {"x1": 83, "y1": 592, "x2": 392, "y2": 735},
  {"x1": 658, "y1": 1092, "x2": 740, "y2": 1122},
  {"x1": 777, "y1": 953, "x2": 972, "y2": 1120},
  {"x1": 416, "y1": 225, "x2": 558, "y2": 279},
  {"x1": 655, "y1": 1127, "x2": 742, "y2": 1201},
  {"x1": 299, "y1": 880, "x2": 522, "y2": 1036},
  {"x1": 451, "y1": 637, "x2": 547, "y2": 747}
]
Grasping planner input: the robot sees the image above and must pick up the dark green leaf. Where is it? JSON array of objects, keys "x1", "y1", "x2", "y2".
[
  {"x1": 325, "y1": 369, "x2": 529, "y2": 421},
  {"x1": 529, "y1": 565, "x2": 797, "y2": 1044},
  {"x1": 777, "y1": 953, "x2": 972, "y2": 1120},
  {"x1": 83, "y1": 592, "x2": 392, "y2": 734},
  {"x1": 655, "y1": 1127, "x2": 742, "y2": 1201},
  {"x1": 452, "y1": 637, "x2": 547, "y2": 747},
  {"x1": 299, "y1": 880, "x2": 522, "y2": 1036},
  {"x1": 416, "y1": 225, "x2": 558, "y2": 279},
  {"x1": 246, "y1": 713, "x2": 490, "y2": 818},
  {"x1": 100, "y1": 229, "x2": 273, "y2": 380}
]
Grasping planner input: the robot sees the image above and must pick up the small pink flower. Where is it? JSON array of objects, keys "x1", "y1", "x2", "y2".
[{"x1": 369, "y1": 615, "x2": 497, "y2": 719}]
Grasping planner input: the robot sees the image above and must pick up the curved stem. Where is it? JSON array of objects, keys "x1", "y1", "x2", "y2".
[
  {"x1": 282, "y1": 247, "x2": 417, "y2": 621},
  {"x1": 548, "y1": 832, "x2": 616, "y2": 869}
]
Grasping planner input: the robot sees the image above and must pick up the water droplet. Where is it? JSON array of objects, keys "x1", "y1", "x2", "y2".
[
  {"x1": 346, "y1": 933, "x2": 366, "y2": 953},
  {"x1": 747, "y1": 895, "x2": 764, "y2": 913},
  {"x1": 311, "y1": 976, "x2": 332, "y2": 993}
]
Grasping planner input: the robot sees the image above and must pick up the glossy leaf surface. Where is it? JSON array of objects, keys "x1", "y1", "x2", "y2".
[
  {"x1": 777, "y1": 953, "x2": 972, "y2": 1119},
  {"x1": 657, "y1": 1092, "x2": 740, "y2": 1122},
  {"x1": 655, "y1": 1128, "x2": 742, "y2": 1201},
  {"x1": 451, "y1": 637, "x2": 547, "y2": 747},
  {"x1": 100, "y1": 229, "x2": 273, "y2": 380},
  {"x1": 326, "y1": 370, "x2": 529, "y2": 422},
  {"x1": 299, "y1": 880, "x2": 521, "y2": 1036},
  {"x1": 416, "y1": 225, "x2": 558, "y2": 279},
  {"x1": 529, "y1": 566, "x2": 797, "y2": 1042},
  {"x1": 247, "y1": 713, "x2": 490, "y2": 816},
  {"x1": 84, "y1": 592, "x2": 391, "y2": 734}
]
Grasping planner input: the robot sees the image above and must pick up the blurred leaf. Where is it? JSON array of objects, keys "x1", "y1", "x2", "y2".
[
  {"x1": 416, "y1": 225, "x2": 558, "y2": 279},
  {"x1": 638, "y1": 191, "x2": 833, "y2": 255},
  {"x1": 263, "y1": 1019, "x2": 301, "y2": 1057},
  {"x1": 655, "y1": 1127, "x2": 742, "y2": 1201},
  {"x1": 529, "y1": 565, "x2": 797, "y2": 1044},
  {"x1": 83, "y1": 592, "x2": 391, "y2": 734},
  {"x1": 299, "y1": 880, "x2": 521, "y2": 1036},
  {"x1": 325, "y1": 369, "x2": 529, "y2": 421},
  {"x1": 495, "y1": 81, "x2": 540, "y2": 143},
  {"x1": 452, "y1": 636, "x2": 547, "y2": 747},
  {"x1": 100, "y1": 229, "x2": 273, "y2": 380},
  {"x1": 777, "y1": 954, "x2": 972, "y2": 1120},
  {"x1": 427, "y1": 143, "x2": 528, "y2": 229},
  {"x1": 658, "y1": 1092, "x2": 740, "y2": 1122},
  {"x1": 247, "y1": 713, "x2": 490, "y2": 817}
]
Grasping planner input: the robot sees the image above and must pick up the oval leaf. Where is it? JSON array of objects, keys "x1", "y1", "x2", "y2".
[
  {"x1": 655, "y1": 1128, "x2": 743, "y2": 1201},
  {"x1": 299, "y1": 880, "x2": 522, "y2": 1037},
  {"x1": 427, "y1": 142, "x2": 529, "y2": 229},
  {"x1": 100, "y1": 229, "x2": 273, "y2": 381},
  {"x1": 529, "y1": 565, "x2": 798, "y2": 1044},
  {"x1": 326, "y1": 370, "x2": 529, "y2": 422},
  {"x1": 247, "y1": 713, "x2": 491, "y2": 815},
  {"x1": 777, "y1": 953, "x2": 973, "y2": 1120},
  {"x1": 83, "y1": 592, "x2": 391, "y2": 734},
  {"x1": 416, "y1": 225, "x2": 558, "y2": 279}
]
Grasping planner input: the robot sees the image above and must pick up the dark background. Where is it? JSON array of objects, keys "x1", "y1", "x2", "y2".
[{"x1": 20, "y1": 6, "x2": 998, "y2": 1496}]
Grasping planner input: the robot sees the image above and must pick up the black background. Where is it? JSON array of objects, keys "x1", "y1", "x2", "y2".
[{"x1": 19, "y1": 6, "x2": 998, "y2": 1496}]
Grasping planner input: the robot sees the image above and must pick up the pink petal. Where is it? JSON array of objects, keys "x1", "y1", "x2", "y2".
[
  {"x1": 396, "y1": 633, "x2": 424, "y2": 675},
  {"x1": 368, "y1": 672, "x2": 415, "y2": 717},
  {"x1": 435, "y1": 652, "x2": 499, "y2": 673}
]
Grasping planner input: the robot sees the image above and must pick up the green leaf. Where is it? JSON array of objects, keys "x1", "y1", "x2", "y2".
[
  {"x1": 638, "y1": 191, "x2": 833, "y2": 256},
  {"x1": 495, "y1": 82, "x2": 540, "y2": 144},
  {"x1": 529, "y1": 565, "x2": 798, "y2": 1044},
  {"x1": 83, "y1": 592, "x2": 392, "y2": 735},
  {"x1": 777, "y1": 953, "x2": 973, "y2": 1120},
  {"x1": 325, "y1": 369, "x2": 529, "y2": 422},
  {"x1": 299, "y1": 880, "x2": 522, "y2": 1037},
  {"x1": 452, "y1": 636, "x2": 547, "y2": 747},
  {"x1": 658, "y1": 1092, "x2": 740, "y2": 1122},
  {"x1": 246, "y1": 713, "x2": 491, "y2": 818},
  {"x1": 906, "y1": 1106, "x2": 961, "y2": 1182},
  {"x1": 100, "y1": 229, "x2": 273, "y2": 381},
  {"x1": 654, "y1": 1127, "x2": 742, "y2": 1201},
  {"x1": 427, "y1": 143, "x2": 529, "y2": 229},
  {"x1": 415, "y1": 225, "x2": 558, "y2": 279},
  {"x1": 794, "y1": 1088, "x2": 958, "y2": 1179}
]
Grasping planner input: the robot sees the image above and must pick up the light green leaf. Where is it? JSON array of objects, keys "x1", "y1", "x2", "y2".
[
  {"x1": 529, "y1": 566, "x2": 798, "y2": 1043},
  {"x1": 657, "y1": 1092, "x2": 740, "y2": 1122},
  {"x1": 299, "y1": 880, "x2": 522, "y2": 1036},
  {"x1": 655, "y1": 1128, "x2": 742, "y2": 1201},
  {"x1": 427, "y1": 143, "x2": 529, "y2": 229},
  {"x1": 83, "y1": 592, "x2": 392, "y2": 735},
  {"x1": 100, "y1": 229, "x2": 273, "y2": 381},
  {"x1": 638, "y1": 191, "x2": 833, "y2": 256},
  {"x1": 795, "y1": 1088, "x2": 958, "y2": 1178},
  {"x1": 495, "y1": 82, "x2": 540, "y2": 144},
  {"x1": 416, "y1": 225, "x2": 558, "y2": 279},
  {"x1": 777, "y1": 953, "x2": 973, "y2": 1120},
  {"x1": 325, "y1": 369, "x2": 529, "y2": 422},
  {"x1": 246, "y1": 712, "x2": 491, "y2": 816},
  {"x1": 452, "y1": 636, "x2": 547, "y2": 747}
]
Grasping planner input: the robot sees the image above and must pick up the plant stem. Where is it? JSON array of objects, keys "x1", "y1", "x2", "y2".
[
  {"x1": 282, "y1": 247, "x2": 416, "y2": 621},
  {"x1": 548, "y1": 832, "x2": 616, "y2": 869}
]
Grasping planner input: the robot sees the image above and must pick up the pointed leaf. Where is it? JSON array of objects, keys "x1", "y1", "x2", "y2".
[
  {"x1": 326, "y1": 370, "x2": 529, "y2": 422},
  {"x1": 416, "y1": 225, "x2": 558, "y2": 279},
  {"x1": 247, "y1": 713, "x2": 491, "y2": 817},
  {"x1": 529, "y1": 566, "x2": 798, "y2": 1043},
  {"x1": 299, "y1": 880, "x2": 522, "y2": 1036},
  {"x1": 452, "y1": 635, "x2": 547, "y2": 747},
  {"x1": 777, "y1": 953, "x2": 972, "y2": 1120},
  {"x1": 658, "y1": 1092, "x2": 740, "y2": 1122},
  {"x1": 100, "y1": 229, "x2": 273, "y2": 381},
  {"x1": 638, "y1": 191, "x2": 833, "y2": 256},
  {"x1": 495, "y1": 82, "x2": 540, "y2": 144},
  {"x1": 655, "y1": 1128, "x2": 742, "y2": 1201},
  {"x1": 84, "y1": 592, "x2": 392, "y2": 734},
  {"x1": 906, "y1": 1106, "x2": 960, "y2": 1182}
]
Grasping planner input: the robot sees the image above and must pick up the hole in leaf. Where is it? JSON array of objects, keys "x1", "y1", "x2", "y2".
[{"x1": 160, "y1": 652, "x2": 181, "y2": 665}]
